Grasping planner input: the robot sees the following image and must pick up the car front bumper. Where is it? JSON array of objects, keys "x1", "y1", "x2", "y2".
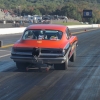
[
  {"x1": 11, "y1": 47, "x2": 67, "y2": 64},
  {"x1": 11, "y1": 56, "x2": 66, "y2": 64}
]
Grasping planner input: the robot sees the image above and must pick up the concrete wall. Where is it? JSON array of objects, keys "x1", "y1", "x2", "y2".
[
  {"x1": 0, "y1": 27, "x2": 26, "y2": 35},
  {"x1": 68, "y1": 25, "x2": 91, "y2": 28},
  {"x1": 0, "y1": 24, "x2": 99, "y2": 35}
]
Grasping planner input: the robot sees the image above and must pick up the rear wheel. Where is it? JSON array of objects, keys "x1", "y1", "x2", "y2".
[
  {"x1": 69, "y1": 48, "x2": 76, "y2": 62},
  {"x1": 16, "y1": 62, "x2": 29, "y2": 71},
  {"x1": 54, "y1": 56, "x2": 68, "y2": 70}
]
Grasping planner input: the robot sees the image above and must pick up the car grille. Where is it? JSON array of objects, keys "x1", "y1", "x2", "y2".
[
  {"x1": 12, "y1": 47, "x2": 34, "y2": 57},
  {"x1": 13, "y1": 47, "x2": 33, "y2": 52},
  {"x1": 12, "y1": 48, "x2": 63, "y2": 58}
]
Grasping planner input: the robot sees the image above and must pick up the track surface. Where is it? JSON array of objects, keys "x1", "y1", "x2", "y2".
[{"x1": 0, "y1": 29, "x2": 100, "y2": 100}]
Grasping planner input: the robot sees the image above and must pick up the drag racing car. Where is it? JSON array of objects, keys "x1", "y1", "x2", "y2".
[{"x1": 11, "y1": 24, "x2": 78, "y2": 70}]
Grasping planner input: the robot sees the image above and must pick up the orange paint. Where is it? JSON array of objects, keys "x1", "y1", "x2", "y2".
[{"x1": 13, "y1": 24, "x2": 78, "y2": 49}]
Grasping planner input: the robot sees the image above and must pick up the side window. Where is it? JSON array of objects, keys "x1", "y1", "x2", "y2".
[
  {"x1": 23, "y1": 30, "x2": 36, "y2": 40},
  {"x1": 66, "y1": 28, "x2": 71, "y2": 39}
]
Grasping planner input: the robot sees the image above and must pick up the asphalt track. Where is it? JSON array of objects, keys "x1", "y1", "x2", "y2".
[{"x1": 0, "y1": 28, "x2": 100, "y2": 100}]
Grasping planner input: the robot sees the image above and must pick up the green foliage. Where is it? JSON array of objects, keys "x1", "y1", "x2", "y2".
[
  {"x1": 0, "y1": 0, "x2": 100, "y2": 23},
  {"x1": 53, "y1": 21, "x2": 83, "y2": 25}
]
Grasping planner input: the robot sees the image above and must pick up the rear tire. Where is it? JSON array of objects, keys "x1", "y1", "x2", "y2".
[
  {"x1": 69, "y1": 48, "x2": 76, "y2": 62},
  {"x1": 16, "y1": 62, "x2": 29, "y2": 71},
  {"x1": 54, "y1": 56, "x2": 68, "y2": 70}
]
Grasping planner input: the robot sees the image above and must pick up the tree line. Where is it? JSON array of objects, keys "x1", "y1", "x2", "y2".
[{"x1": 0, "y1": 0, "x2": 100, "y2": 23}]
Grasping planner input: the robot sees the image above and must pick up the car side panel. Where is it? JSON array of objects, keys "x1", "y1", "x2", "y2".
[{"x1": 68, "y1": 36, "x2": 78, "y2": 58}]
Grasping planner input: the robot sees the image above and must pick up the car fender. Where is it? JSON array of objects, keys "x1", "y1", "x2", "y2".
[
  {"x1": 68, "y1": 41, "x2": 77, "y2": 59},
  {"x1": 62, "y1": 42, "x2": 71, "y2": 58}
]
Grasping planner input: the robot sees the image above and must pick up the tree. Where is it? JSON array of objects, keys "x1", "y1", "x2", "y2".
[{"x1": 33, "y1": 9, "x2": 41, "y2": 15}]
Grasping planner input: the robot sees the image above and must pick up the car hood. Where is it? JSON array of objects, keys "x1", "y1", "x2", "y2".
[{"x1": 13, "y1": 40, "x2": 65, "y2": 49}]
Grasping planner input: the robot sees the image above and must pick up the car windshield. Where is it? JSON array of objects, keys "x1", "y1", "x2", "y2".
[{"x1": 22, "y1": 30, "x2": 63, "y2": 40}]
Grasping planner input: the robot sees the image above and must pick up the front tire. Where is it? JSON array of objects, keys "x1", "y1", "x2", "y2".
[{"x1": 16, "y1": 62, "x2": 29, "y2": 71}]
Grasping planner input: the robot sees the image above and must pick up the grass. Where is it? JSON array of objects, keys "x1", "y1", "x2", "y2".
[{"x1": 52, "y1": 21, "x2": 85, "y2": 25}]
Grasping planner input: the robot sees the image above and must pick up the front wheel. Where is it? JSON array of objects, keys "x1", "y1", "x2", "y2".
[
  {"x1": 16, "y1": 62, "x2": 29, "y2": 71},
  {"x1": 54, "y1": 57, "x2": 68, "y2": 70}
]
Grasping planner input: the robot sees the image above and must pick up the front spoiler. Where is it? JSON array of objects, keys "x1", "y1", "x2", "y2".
[{"x1": 11, "y1": 56, "x2": 66, "y2": 64}]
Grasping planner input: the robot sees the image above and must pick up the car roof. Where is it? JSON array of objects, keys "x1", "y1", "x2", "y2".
[{"x1": 26, "y1": 24, "x2": 68, "y2": 32}]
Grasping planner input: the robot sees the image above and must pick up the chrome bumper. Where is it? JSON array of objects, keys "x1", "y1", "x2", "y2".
[
  {"x1": 11, "y1": 48, "x2": 66, "y2": 64},
  {"x1": 11, "y1": 56, "x2": 66, "y2": 64},
  {"x1": 37, "y1": 57, "x2": 66, "y2": 63}
]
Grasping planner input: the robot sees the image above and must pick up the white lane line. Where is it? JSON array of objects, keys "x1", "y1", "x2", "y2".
[
  {"x1": 0, "y1": 50, "x2": 11, "y2": 52},
  {"x1": 0, "y1": 54, "x2": 11, "y2": 58}
]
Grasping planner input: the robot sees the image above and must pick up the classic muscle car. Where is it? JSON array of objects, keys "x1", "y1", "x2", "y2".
[{"x1": 11, "y1": 24, "x2": 78, "y2": 70}]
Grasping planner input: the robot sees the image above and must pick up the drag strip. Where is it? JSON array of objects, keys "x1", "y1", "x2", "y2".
[
  {"x1": 0, "y1": 50, "x2": 10, "y2": 58},
  {"x1": 0, "y1": 29, "x2": 100, "y2": 100}
]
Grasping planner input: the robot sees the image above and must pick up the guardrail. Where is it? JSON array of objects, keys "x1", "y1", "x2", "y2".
[
  {"x1": 68, "y1": 24, "x2": 99, "y2": 28},
  {"x1": 0, "y1": 24, "x2": 99, "y2": 35}
]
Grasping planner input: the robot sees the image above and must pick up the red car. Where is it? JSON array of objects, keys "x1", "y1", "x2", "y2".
[{"x1": 11, "y1": 24, "x2": 78, "y2": 70}]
